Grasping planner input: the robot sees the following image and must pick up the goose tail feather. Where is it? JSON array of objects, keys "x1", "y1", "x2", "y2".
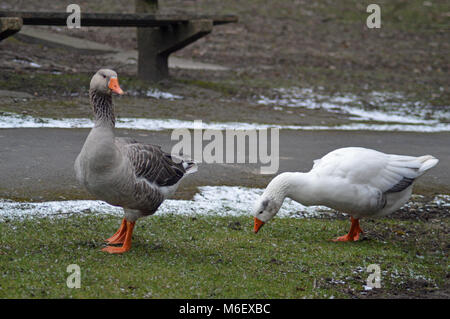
[
  {"x1": 418, "y1": 155, "x2": 439, "y2": 174},
  {"x1": 183, "y1": 161, "x2": 198, "y2": 175}
]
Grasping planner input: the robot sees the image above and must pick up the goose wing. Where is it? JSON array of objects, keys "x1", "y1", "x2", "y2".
[
  {"x1": 311, "y1": 147, "x2": 438, "y2": 193},
  {"x1": 370, "y1": 153, "x2": 438, "y2": 193},
  {"x1": 117, "y1": 138, "x2": 193, "y2": 187}
]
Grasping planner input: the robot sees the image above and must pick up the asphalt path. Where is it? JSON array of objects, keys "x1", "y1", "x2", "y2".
[{"x1": 0, "y1": 128, "x2": 448, "y2": 201}]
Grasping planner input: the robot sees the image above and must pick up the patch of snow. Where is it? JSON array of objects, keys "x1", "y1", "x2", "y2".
[
  {"x1": 2, "y1": 186, "x2": 448, "y2": 221},
  {"x1": 257, "y1": 87, "x2": 449, "y2": 127},
  {"x1": 12, "y1": 59, "x2": 41, "y2": 68},
  {"x1": 0, "y1": 112, "x2": 449, "y2": 132},
  {"x1": 29, "y1": 62, "x2": 41, "y2": 68},
  {"x1": 0, "y1": 186, "x2": 333, "y2": 221},
  {"x1": 145, "y1": 89, "x2": 183, "y2": 100}
]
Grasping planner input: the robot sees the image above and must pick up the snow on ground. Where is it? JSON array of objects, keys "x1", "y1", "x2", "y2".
[
  {"x1": 0, "y1": 186, "x2": 334, "y2": 221},
  {"x1": 145, "y1": 89, "x2": 183, "y2": 100},
  {"x1": 1, "y1": 88, "x2": 448, "y2": 132},
  {"x1": 1, "y1": 186, "x2": 449, "y2": 221},
  {"x1": 0, "y1": 111, "x2": 449, "y2": 132},
  {"x1": 257, "y1": 87, "x2": 449, "y2": 129}
]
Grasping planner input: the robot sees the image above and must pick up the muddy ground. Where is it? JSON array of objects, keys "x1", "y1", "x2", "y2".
[{"x1": 1, "y1": 0, "x2": 448, "y2": 104}]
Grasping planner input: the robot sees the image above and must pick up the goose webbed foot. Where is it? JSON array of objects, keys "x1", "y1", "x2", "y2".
[
  {"x1": 332, "y1": 217, "x2": 363, "y2": 242},
  {"x1": 102, "y1": 220, "x2": 135, "y2": 254},
  {"x1": 105, "y1": 218, "x2": 127, "y2": 244},
  {"x1": 102, "y1": 245, "x2": 131, "y2": 254}
]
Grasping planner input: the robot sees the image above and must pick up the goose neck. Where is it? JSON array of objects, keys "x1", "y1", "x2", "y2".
[{"x1": 89, "y1": 89, "x2": 115, "y2": 128}]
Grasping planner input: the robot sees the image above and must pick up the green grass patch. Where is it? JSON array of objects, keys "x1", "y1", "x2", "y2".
[
  {"x1": 311, "y1": 0, "x2": 449, "y2": 31},
  {"x1": 0, "y1": 72, "x2": 90, "y2": 96},
  {"x1": 177, "y1": 78, "x2": 238, "y2": 96},
  {"x1": 0, "y1": 71, "x2": 158, "y2": 97},
  {"x1": 0, "y1": 214, "x2": 447, "y2": 298}
]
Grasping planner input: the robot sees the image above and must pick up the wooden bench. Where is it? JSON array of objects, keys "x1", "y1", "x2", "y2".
[
  {"x1": 0, "y1": 1, "x2": 237, "y2": 82},
  {"x1": 0, "y1": 17, "x2": 22, "y2": 41}
]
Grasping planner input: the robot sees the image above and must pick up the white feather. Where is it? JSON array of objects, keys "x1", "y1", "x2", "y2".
[{"x1": 260, "y1": 147, "x2": 438, "y2": 220}]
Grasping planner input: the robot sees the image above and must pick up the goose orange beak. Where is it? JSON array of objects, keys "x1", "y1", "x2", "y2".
[
  {"x1": 108, "y1": 77, "x2": 124, "y2": 95},
  {"x1": 253, "y1": 217, "x2": 265, "y2": 233}
]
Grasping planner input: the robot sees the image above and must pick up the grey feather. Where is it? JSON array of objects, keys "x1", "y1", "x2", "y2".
[
  {"x1": 386, "y1": 177, "x2": 414, "y2": 193},
  {"x1": 120, "y1": 141, "x2": 190, "y2": 187},
  {"x1": 75, "y1": 69, "x2": 196, "y2": 220}
]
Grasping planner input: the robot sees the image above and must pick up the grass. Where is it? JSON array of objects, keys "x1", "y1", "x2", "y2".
[
  {"x1": 325, "y1": 0, "x2": 450, "y2": 30},
  {"x1": 0, "y1": 214, "x2": 447, "y2": 298},
  {"x1": 176, "y1": 78, "x2": 239, "y2": 96},
  {"x1": 0, "y1": 71, "x2": 154, "y2": 97}
]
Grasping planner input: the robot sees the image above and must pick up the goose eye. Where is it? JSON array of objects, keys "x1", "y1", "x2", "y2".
[
  {"x1": 102, "y1": 75, "x2": 106, "y2": 79},
  {"x1": 258, "y1": 211, "x2": 263, "y2": 215}
]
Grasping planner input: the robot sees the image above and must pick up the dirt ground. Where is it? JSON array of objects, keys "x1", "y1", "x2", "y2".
[{"x1": 1, "y1": 0, "x2": 448, "y2": 105}]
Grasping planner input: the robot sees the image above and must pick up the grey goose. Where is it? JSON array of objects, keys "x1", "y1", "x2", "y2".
[{"x1": 75, "y1": 69, "x2": 197, "y2": 253}]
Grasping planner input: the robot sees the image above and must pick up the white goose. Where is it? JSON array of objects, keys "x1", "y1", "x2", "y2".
[{"x1": 252, "y1": 147, "x2": 439, "y2": 241}]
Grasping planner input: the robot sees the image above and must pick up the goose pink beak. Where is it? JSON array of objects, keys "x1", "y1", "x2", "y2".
[
  {"x1": 108, "y1": 77, "x2": 124, "y2": 95},
  {"x1": 253, "y1": 217, "x2": 265, "y2": 233}
]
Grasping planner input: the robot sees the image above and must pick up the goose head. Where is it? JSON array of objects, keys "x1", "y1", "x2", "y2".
[
  {"x1": 252, "y1": 197, "x2": 282, "y2": 233},
  {"x1": 252, "y1": 173, "x2": 292, "y2": 233},
  {"x1": 90, "y1": 69, "x2": 124, "y2": 95}
]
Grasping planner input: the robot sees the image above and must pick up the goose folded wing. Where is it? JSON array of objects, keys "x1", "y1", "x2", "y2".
[
  {"x1": 123, "y1": 142, "x2": 187, "y2": 187},
  {"x1": 369, "y1": 155, "x2": 424, "y2": 193}
]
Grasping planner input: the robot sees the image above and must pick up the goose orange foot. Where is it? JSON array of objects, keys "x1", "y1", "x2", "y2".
[
  {"x1": 332, "y1": 217, "x2": 363, "y2": 242},
  {"x1": 102, "y1": 220, "x2": 135, "y2": 254},
  {"x1": 105, "y1": 218, "x2": 127, "y2": 244}
]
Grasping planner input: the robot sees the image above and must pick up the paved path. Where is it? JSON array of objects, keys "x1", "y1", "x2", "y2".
[
  {"x1": 0, "y1": 128, "x2": 448, "y2": 201},
  {"x1": 17, "y1": 26, "x2": 228, "y2": 71}
]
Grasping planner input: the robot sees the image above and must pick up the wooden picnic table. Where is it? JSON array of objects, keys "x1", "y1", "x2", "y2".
[
  {"x1": 0, "y1": 17, "x2": 22, "y2": 41},
  {"x1": 0, "y1": 4, "x2": 238, "y2": 82},
  {"x1": 0, "y1": 11, "x2": 237, "y2": 27}
]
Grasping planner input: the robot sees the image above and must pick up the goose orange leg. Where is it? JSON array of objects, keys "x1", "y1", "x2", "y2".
[
  {"x1": 102, "y1": 220, "x2": 135, "y2": 254},
  {"x1": 332, "y1": 217, "x2": 363, "y2": 242},
  {"x1": 105, "y1": 218, "x2": 127, "y2": 244}
]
